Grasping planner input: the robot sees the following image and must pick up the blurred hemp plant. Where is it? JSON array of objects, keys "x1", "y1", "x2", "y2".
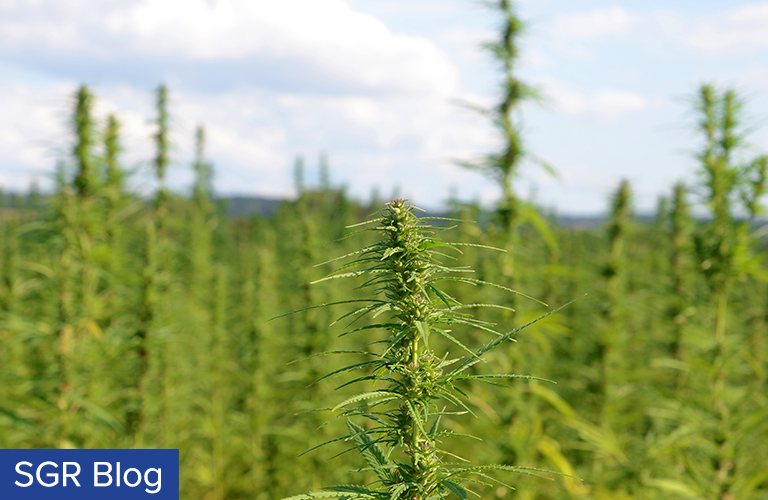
[
  {"x1": 687, "y1": 84, "x2": 768, "y2": 500},
  {"x1": 460, "y1": 0, "x2": 542, "y2": 234},
  {"x1": 279, "y1": 200, "x2": 572, "y2": 500},
  {"x1": 458, "y1": 0, "x2": 555, "y2": 290}
]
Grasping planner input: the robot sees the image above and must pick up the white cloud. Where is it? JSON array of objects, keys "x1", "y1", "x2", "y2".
[
  {"x1": 435, "y1": 28, "x2": 491, "y2": 65},
  {"x1": 0, "y1": 82, "x2": 71, "y2": 189},
  {"x1": 681, "y1": 3, "x2": 768, "y2": 54},
  {"x1": 755, "y1": 132, "x2": 768, "y2": 151},
  {"x1": 266, "y1": 88, "x2": 497, "y2": 169},
  {"x1": 123, "y1": 86, "x2": 291, "y2": 194},
  {"x1": 0, "y1": 0, "x2": 460, "y2": 97},
  {"x1": 549, "y1": 3, "x2": 768, "y2": 56},
  {"x1": 541, "y1": 81, "x2": 647, "y2": 121},
  {"x1": 591, "y1": 90, "x2": 647, "y2": 120},
  {"x1": 0, "y1": 0, "x2": 480, "y2": 203},
  {"x1": 0, "y1": 81, "x2": 294, "y2": 196},
  {"x1": 551, "y1": 6, "x2": 636, "y2": 38}
]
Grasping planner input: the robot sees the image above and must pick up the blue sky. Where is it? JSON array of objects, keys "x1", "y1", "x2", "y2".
[{"x1": 1, "y1": 0, "x2": 767, "y2": 214}]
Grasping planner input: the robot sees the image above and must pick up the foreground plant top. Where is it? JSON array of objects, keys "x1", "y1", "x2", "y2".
[{"x1": 281, "y1": 199, "x2": 566, "y2": 500}]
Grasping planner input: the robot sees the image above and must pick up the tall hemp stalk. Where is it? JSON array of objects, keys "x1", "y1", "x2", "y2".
[
  {"x1": 0, "y1": 202, "x2": 20, "y2": 315},
  {"x1": 484, "y1": 0, "x2": 531, "y2": 237},
  {"x1": 280, "y1": 200, "x2": 571, "y2": 500},
  {"x1": 689, "y1": 84, "x2": 767, "y2": 500},
  {"x1": 60, "y1": 86, "x2": 102, "y2": 446},
  {"x1": 102, "y1": 113, "x2": 127, "y2": 318},
  {"x1": 51, "y1": 159, "x2": 76, "y2": 446},
  {"x1": 189, "y1": 125, "x2": 214, "y2": 300},
  {"x1": 73, "y1": 86, "x2": 97, "y2": 200},
  {"x1": 651, "y1": 195, "x2": 670, "y2": 275},
  {"x1": 234, "y1": 218, "x2": 273, "y2": 497},
  {"x1": 209, "y1": 263, "x2": 231, "y2": 500},
  {"x1": 192, "y1": 126, "x2": 214, "y2": 214},
  {"x1": 594, "y1": 180, "x2": 633, "y2": 430},
  {"x1": 457, "y1": 6, "x2": 554, "y2": 479},
  {"x1": 72, "y1": 85, "x2": 102, "y2": 324},
  {"x1": 153, "y1": 83, "x2": 172, "y2": 446},
  {"x1": 461, "y1": 0, "x2": 544, "y2": 281},
  {"x1": 668, "y1": 183, "x2": 693, "y2": 363},
  {"x1": 135, "y1": 84, "x2": 172, "y2": 444},
  {"x1": 155, "y1": 84, "x2": 170, "y2": 221},
  {"x1": 104, "y1": 114, "x2": 124, "y2": 194},
  {"x1": 0, "y1": 209, "x2": 21, "y2": 426},
  {"x1": 133, "y1": 215, "x2": 156, "y2": 442}
]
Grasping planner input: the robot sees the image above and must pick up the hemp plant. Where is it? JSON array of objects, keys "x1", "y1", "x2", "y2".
[
  {"x1": 461, "y1": 0, "x2": 539, "y2": 236},
  {"x1": 154, "y1": 84, "x2": 170, "y2": 217},
  {"x1": 691, "y1": 84, "x2": 767, "y2": 499},
  {"x1": 668, "y1": 182, "x2": 693, "y2": 362},
  {"x1": 458, "y1": 0, "x2": 554, "y2": 307},
  {"x1": 280, "y1": 200, "x2": 569, "y2": 500},
  {"x1": 73, "y1": 85, "x2": 97, "y2": 200}
]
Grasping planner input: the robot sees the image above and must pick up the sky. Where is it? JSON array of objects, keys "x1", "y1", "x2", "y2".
[{"x1": 1, "y1": 0, "x2": 767, "y2": 215}]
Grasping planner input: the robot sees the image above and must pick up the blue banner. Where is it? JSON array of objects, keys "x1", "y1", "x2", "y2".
[{"x1": 0, "y1": 449, "x2": 179, "y2": 499}]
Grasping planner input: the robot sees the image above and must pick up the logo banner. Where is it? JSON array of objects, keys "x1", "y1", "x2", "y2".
[{"x1": 0, "y1": 449, "x2": 179, "y2": 499}]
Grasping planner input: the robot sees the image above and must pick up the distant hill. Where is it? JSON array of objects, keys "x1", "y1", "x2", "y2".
[
  {"x1": 217, "y1": 194, "x2": 625, "y2": 228},
  {"x1": 222, "y1": 196, "x2": 284, "y2": 218}
]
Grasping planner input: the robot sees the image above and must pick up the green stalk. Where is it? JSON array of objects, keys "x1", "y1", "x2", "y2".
[
  {"x1": 599, "y1": 179, "x2": 632, "y2": 416},
  {"x1": 669, "y1": 183, "x2": 692, "y2": 362},
  {"x1": 28, "y1": 180, "x2": 42, "y2": 212},
  {"x1": 145, "y1": 84, "x2": 171, "y2": 446},
  {"x1": 102, "y1": 113, "x2": 126, "y2": 317},
  {"x1": 73, "y1": 85, "x2": 97, "y2": 199},
  {"x1": 71, "y1": 85, "x2": 101, "y2": 322},
  {"x1": 189, "y1": 125, "x2": 214, "y2": 299},
  {"x1": 236, "y1": 220, "x2": 270, "y2": 495},
  {"x1": 460, "y1": 1, "x2": 539, "y2": 243},
  {"x1": 104, "y1": 114, "x2": 123, "y2": 192},
  {"x1": 0, "y1": 217, "x2": 19, "y2": 314},
  {"x1": 652, "y1": 195, "x2": 669, "y2": 274},
  {"x1": 192, "y1": 125, "x2": 213, "y2": 213},
  {"x1": 133, "y1": 218, "x2": 157, "y2": 444},
  {"x1": 211, "y1": 263, "x2": 228, "y2": 500},
  {"x1": 155, "y1": 84, "x2": 170, "y2": 216},
  {"x1": 698, "y1": 90, "x2": 733, "y2": 495},
  {"x1": 493, "y1": 0, "x2": 526, "y2": 235},
  {"x1": 604, "y1": 180, "x2": 631, "y2": 316},
  {"x1": 51, "y1": 160, "x2": 78, "y2": 447},
  {"x1": 691, "y1": 84, "x2": 766, "y2": 499}
]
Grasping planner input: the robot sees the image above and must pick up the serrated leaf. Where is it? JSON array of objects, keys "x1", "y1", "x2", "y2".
[
  {"x1": 389, "y1": 483, "x2": 410, "y2": 500},
  {"x1": 346, "y1": 419, "x2": 391, "y2": 482},
  {"x1": 441, "y1": 481, "x2": 468, "y2": 500},
  {"x1": 334, "y1": 391, "x2": 400, "y2": 411},
  {"x1": 280, "y1": 491, "x2": 373, "y2": 500}
]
